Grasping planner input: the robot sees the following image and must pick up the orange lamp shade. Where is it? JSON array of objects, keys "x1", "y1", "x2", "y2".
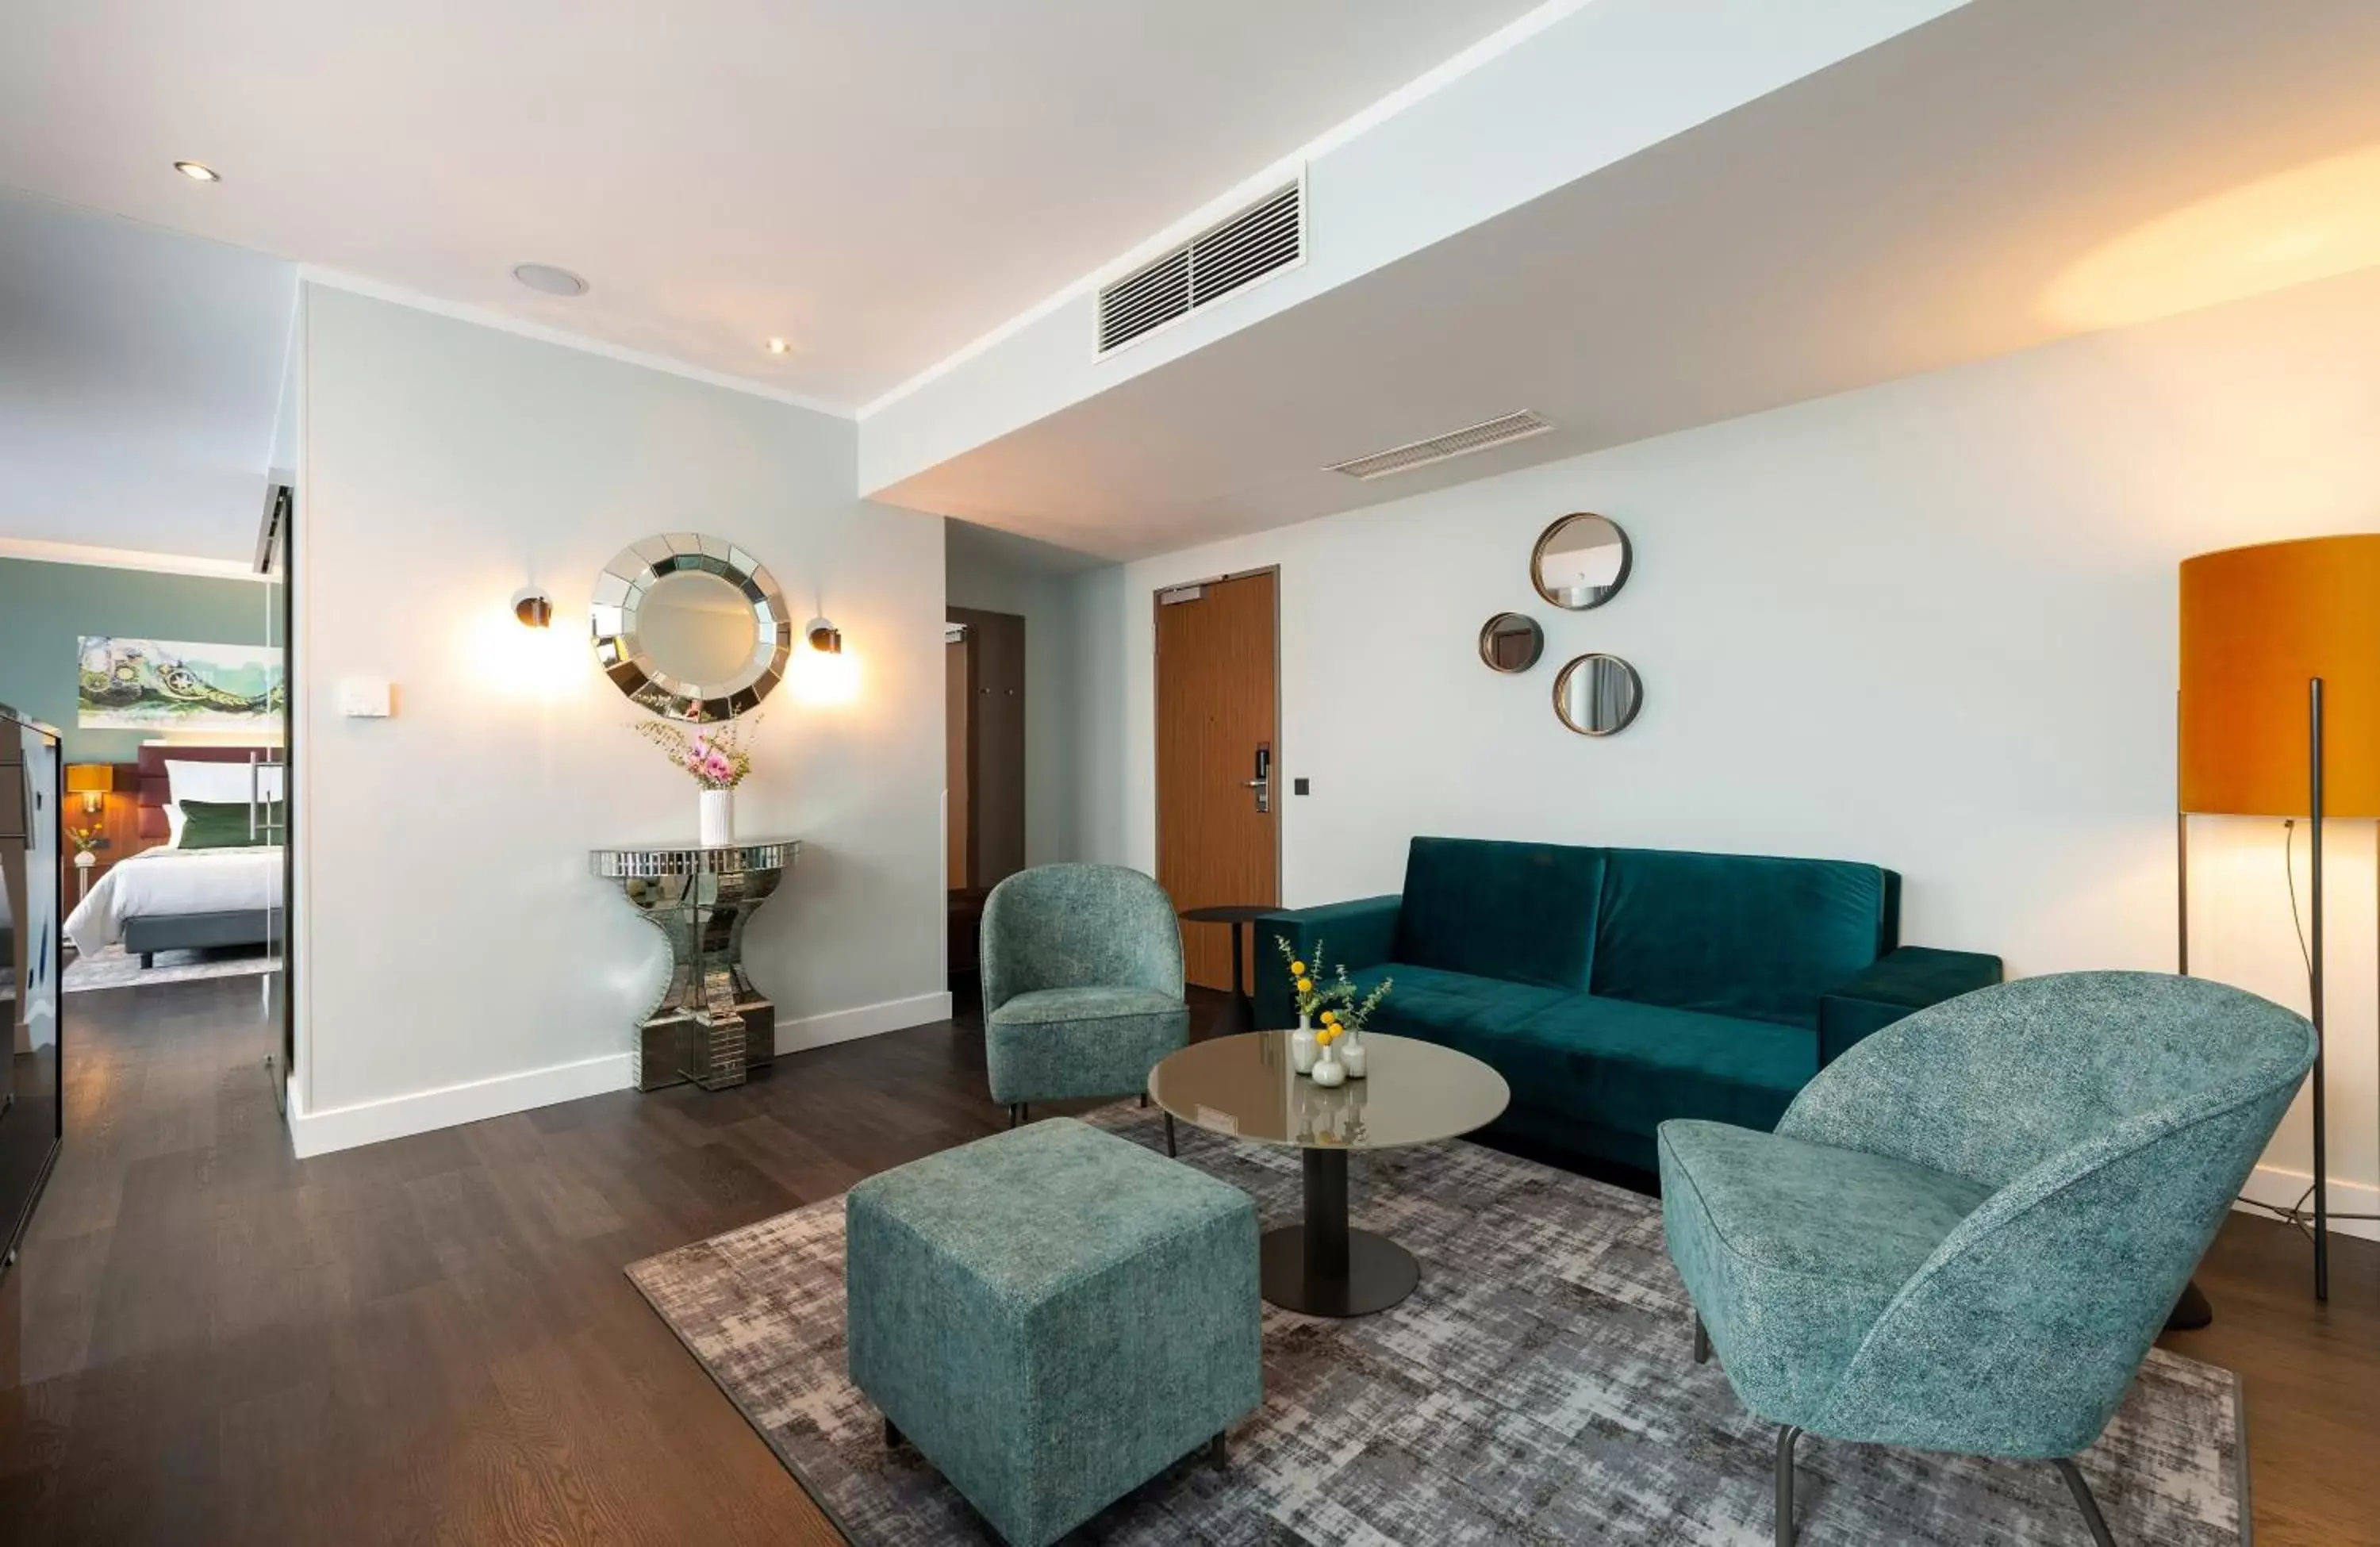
[
  {"x1": 64, "y1": 764, "x2": 113, "y2": 796},
  {"x1": 2178, "y1": 535, "x2": 2380, "y2": 817}
]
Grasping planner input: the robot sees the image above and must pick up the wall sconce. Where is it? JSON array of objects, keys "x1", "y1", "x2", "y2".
[
  {"x1": 512, "y1": 587, "x2": 555, "y2": 628},
  {"x1": 65, "y1": 763, "x2": 113, "y2": 813},
  {"x1": 791, "y1": 615, "x2": 858, "y2": 705}
]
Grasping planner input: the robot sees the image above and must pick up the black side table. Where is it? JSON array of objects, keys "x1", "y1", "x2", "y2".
[{"x1": 1178, "y1": 904, "x2": 1276, "y2": 1030}]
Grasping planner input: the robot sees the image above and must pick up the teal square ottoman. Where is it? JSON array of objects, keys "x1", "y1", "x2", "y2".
[{"x1": 845, "y1": 1117, "x2": 1261, "y2": 1547}]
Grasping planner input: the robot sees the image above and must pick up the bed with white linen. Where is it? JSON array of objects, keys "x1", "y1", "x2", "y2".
[
  {"x1": 63, "y1": 746, "x2": 285, "y2": 968},
  {"x1": 65, "y1": 844, "x2": 283, "y2": 961}
]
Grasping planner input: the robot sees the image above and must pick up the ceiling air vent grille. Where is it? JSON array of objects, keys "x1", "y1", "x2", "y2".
[
  {"x1": 1325, "y1": 411, "x2": 1554, "y2": 481},
  {"x1": 1098, "y1": 178, "x2": 1304, "y2": 354}
]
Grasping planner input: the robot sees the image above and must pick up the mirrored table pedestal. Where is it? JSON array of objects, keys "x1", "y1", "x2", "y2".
[{"x1": 592, "y1": 838, "x2": 799, "y2": 1092}]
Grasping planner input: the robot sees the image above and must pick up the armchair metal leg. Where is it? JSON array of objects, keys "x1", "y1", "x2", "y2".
[
  {"x1": 1165, "y1": 1112, "x2": 1177, "y2": 1157},
  {"x1": 1007, "y1": 1102, "x2": 1027, "y2": 1129},
  {"x1": 1692, "y1": 1314, "x2": 1710, "y2": 1365},
  {"x1": 1775, "y1": 1426, "x2": 1801, "y2": 1547},
  {"x1": 2052, "y1": 1458, "x2": 2117, "y2": 1547}
]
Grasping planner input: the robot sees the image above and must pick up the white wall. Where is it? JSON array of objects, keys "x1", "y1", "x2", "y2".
[
  {"x1": 294, "y1": 284, "x2": 947, "y2": 1154},
  {"x1": 1073, "y1": 265, "x2": 2380, "y2": 1238}
]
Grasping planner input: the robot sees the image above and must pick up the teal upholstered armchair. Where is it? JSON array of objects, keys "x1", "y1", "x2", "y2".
[
  {"x1": 981, "y1": 865, "x2": 1190, "y2": 1154},
  {"x1": 1659, "y1": 971, "x2": 2315, "y2": 1546}
]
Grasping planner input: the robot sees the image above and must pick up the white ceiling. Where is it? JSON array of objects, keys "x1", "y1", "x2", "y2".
[
  {"x1": 0, "y1": 0, "x2": 1544, "y2": 415},
  {"x1": 879, "y1": 0, "x2": 2380, "y2": 559},
  {"x1": 0, "y1": 190, "x2": 295, "y2": 563}
]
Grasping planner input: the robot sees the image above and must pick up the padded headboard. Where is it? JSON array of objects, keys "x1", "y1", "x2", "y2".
[{"x1": 136, "y1": 745, "x2": 273, "y2": 842}]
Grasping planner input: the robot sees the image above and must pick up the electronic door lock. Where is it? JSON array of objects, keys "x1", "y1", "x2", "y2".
[{"x1": 1243, "y1": 743, "x2": 1273, "y2": 814}]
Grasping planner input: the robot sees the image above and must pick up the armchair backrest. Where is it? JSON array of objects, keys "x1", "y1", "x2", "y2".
[
  {"x1": 1778, "y1": 970, "x2": 2313, "y2": 1187},
  {"x1": 980, "y1": 865, "x2": 1184, "y2": 1012},
  {"x1": 1781, "y1": 972, "x2": 2314, "y2": 1457}
]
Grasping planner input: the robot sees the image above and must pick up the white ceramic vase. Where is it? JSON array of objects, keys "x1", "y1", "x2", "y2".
[
  {"x1": 699, "y1": 787, "x2": 735, "y2": 847},
  {"x1": 1290, "y1": 1014, "x2": 1319, "y2": 1075},
  {"x1": 1341, "y1": 1027, "x2": 1368, "y2": 1079},
  {"x1": 1311, "y1": 1045, "x2": 1347, "y2": 1088}
]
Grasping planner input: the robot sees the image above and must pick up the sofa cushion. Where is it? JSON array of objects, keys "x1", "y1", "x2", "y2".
[
  {"x1": 988, "y1": 986, "x2": 1182, "y2": 1026},
  {"x1": 1346, "y1": 963, "x2": 1575, "y2": 1044},
  {"x1": 1392, "y1": 836, "x2": 1605, "y2": 992},
  {"x1": 1591, "y1": 848, "x2": 1892, "y2": 1027},
  {"x1": 1510, "y1": 993, "x2": 1818, "y2": 1140}
]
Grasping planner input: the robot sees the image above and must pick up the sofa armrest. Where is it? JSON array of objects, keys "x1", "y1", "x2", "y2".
[
  {"x1": 1818, "y1": 946, "x2": 2004, "y2": 1066},
  {"x1": 1253, "y1": 896, "x2": 1401, "y2": 1028}
]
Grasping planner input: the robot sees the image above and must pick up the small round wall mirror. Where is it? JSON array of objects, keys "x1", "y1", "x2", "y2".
[
  {"x1": 590, "y1": 532, "x2": 790, "y2": 721},
  {"x1": 1531, "y1": 513, "x2": 1633, "y2": 610},
  {"x1": 1553, "y1": 653, "x2": 1644, "y2": 736},
  {"x1": 1478, "y1": 612, "x2": 1544, "y2": 673}
]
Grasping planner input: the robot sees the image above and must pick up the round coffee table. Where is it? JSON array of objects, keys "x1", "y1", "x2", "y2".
[{"x1": 1149, "y1": 1031, "x2": 1510, "y2": 1317}]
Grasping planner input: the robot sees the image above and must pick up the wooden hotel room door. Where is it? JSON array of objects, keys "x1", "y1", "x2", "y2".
[{"x1": 1155, "y1": 570, "x2": 1280, "y2": 994}]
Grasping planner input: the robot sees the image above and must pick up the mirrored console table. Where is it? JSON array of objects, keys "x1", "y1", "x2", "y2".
[{"x1": 591, "y1": 838, "x2": 800, "y2": 1092}]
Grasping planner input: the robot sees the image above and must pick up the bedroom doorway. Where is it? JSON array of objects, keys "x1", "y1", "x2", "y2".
[{"x1": 944, "y1": 608, "x2": 1024, "y2": 985}]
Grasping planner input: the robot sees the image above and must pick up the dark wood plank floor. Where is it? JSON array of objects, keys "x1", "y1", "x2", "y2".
[{"x1": 1, "y1": 977, "x2": 2374, "y2": 1545}]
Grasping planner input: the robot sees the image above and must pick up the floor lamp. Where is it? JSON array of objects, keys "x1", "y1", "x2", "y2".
[{"x1": 2178, "y1": 534, "x2": 2380, "y2": 1303}]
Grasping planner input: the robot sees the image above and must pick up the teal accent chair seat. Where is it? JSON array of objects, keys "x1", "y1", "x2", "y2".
[
  {"x1": 981, "y1": 863, "x2": 1190, "y2": 1153},
  {"x1": 1657, "y1": 971, "x2": 2316, "y2": 1545},
  {"x1": 846, "y1": 1118, "x2": 1262, "y2": 1547},
  {"x1": 1258, "y1": 837, "x2": 2002, "y2": 1172}
]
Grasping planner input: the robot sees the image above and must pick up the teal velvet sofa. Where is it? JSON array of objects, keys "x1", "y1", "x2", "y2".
[{"x1": 1257, "y1": 837, "x2": 2002, "y2": 1172}]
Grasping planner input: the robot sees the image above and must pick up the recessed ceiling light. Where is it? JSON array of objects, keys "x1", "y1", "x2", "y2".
[
  {"x1": 765, "y1": 337, "x2": 791, "y2": 355},
  {"x1": 173, "y1": 160, "x2": 221, "y2": 182},
  {"x1": 512, "y1": 263, "x2": 589, "y2": 298}
]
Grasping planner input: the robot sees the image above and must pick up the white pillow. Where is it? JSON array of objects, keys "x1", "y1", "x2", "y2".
[
  {"x1": 165, "y1": 803, "x2": 187, "y2": 847},
  {"x1": 165, "y1": 758, "x2": 283, "y2": 807}
]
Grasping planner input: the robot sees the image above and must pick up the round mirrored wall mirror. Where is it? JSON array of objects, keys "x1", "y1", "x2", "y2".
[
  {"x1": 1478, "y1": 612, "x2": 1544, "y2": 673},
  {"x1": 590, "y1": 533, "x2": 791, "y2": 721},
  {"x1": 1553, "y1": 653, "x2": 1644, "y2": 737},
  {"x1": 1531, "y1": 512, "x2": 1632, "y2": 610}
]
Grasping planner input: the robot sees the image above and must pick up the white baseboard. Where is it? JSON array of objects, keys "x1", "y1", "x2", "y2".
[
  {"x1": 283, "y1": 991, "x2": 952, "y2": 1159},
  {"x1": 2235, "y1": 1162, "x2": 2380, "y2": 1244},
  {"x1": 777, "y1": 989, "x2": 953, "y2": 1055},
  {"x1": 286, "y1": 1051, "x2": 635, "y2": 1159}
]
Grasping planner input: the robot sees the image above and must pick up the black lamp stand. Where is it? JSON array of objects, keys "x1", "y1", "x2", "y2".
[{"x1": 2177, "y1": 674, "x2": 2328, "y2": 1303}]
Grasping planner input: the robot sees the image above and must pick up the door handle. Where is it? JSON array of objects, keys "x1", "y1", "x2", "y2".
[{"x1": 1246, "y1": 742, "x2": 1273, "y2": 814}]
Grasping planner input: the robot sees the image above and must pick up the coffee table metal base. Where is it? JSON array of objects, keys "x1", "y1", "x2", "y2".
[{"x1": 1259, "y1": 1150, "x2": 1420, "y2": 1317}]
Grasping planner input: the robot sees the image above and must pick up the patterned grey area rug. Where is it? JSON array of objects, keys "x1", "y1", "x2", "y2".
[
  {"x1": 628, "y1": 1104, "x2": 2248, "y2": 1546},
  {"x1": 63, "y1": 942, "x2": 278, "y2": 992}
]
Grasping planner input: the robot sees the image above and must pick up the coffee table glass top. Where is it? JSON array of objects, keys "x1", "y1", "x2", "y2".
[{"x1": 1150, "y1": 1031, "x2": 1510, "y2": 1152}]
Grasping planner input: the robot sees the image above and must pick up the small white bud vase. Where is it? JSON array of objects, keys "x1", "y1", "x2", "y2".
[
  {"x1": 1311, "y1": 1044, "x2": 1347, "y2": 1088},
  {"x1": 1341, "y1": 1027, "x2": 1368, "y2": 1079},
  {"x1": 699, "y1": 787, "x2": 735, "y2": 847},
  {"x1": 1290, "y1": 1015, "x2": 1320, "y2": 1075}
]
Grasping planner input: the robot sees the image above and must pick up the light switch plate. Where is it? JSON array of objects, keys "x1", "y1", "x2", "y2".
[{"x1": 337, "y1": 678, "x2": 393, "y2": 718}]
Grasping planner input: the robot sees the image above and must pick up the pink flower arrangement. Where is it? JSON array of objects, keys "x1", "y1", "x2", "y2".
[{"x1": 631, "y1": 714, "x2": 757, "y2": 791}]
